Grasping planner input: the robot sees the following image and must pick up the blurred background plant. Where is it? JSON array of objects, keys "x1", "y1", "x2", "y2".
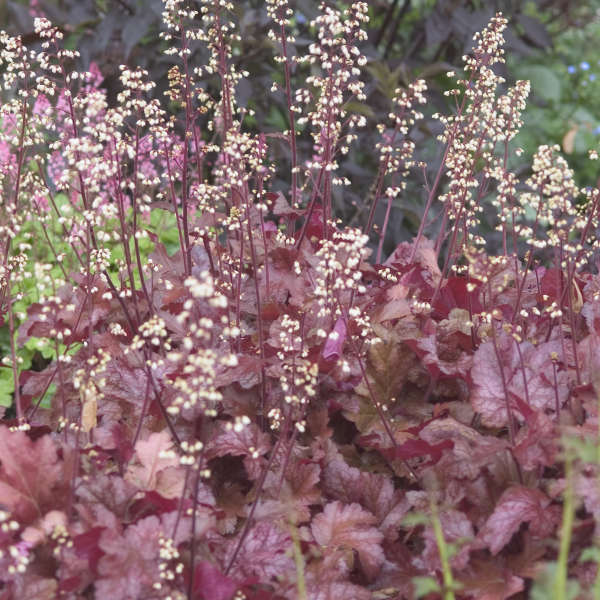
[{"x1": 507, "y1": 7, "x2": 600, "y2": 188}]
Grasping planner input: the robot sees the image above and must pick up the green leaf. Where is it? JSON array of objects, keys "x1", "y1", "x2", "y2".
[
  {"x1": 366, "y1": 61, "x2": 407, "y2": 100},
  {"x1": 580, "y1": 547, "x2": 600, "y2": 563},
  {"x1": 402, "y1": 512, "x2": 430, "y2": 527},
  {"x1": 571, "y1": 107, "x2": 596, "y2": 124},
  {"x1": 412, "y1": 576, "x2": 441, "y2": 598},
  {"x1": 530, "y1": 561, "x2": 580, "y2": 600},
  {"x1": 0, "y1": 369, "x2": 14, "y2": 407},
  {"x1": 343, "y1": 100, "x2": 375, "y2": 119},
  {"x1": 574, "y1": 128, "x2": 596, "y2": 154},
  {"x1": 418, "y1": 61, "x2": 456, "y2": 79},
  {"x1": 517, "y1": 65, "x2": 562, "y2": 103}
]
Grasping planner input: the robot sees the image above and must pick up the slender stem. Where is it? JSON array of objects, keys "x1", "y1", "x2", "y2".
[
  {"x1": 131, "y1": 124, "x2": 154, "y2": 311},
  {"x1": 430, "y1": 497, "x2": 455, "y2": 600},
  {"x1": 112, "y1": 136, "x2": 141, "y2": 324},
  {"x1": 187, "y1": 444, "x2": 206, "y2": 600},
  {"x1": 554, "y1": 446, "x2": 574, "y2": 600},
  {"x1": 163, "y1": 140, "x2": 187, "y2": 270},
  {"x1": 488, "y1": 283, "x2": 516, "y2": 447},
  {"x1": 278, "y1": 17, "x2": 298, "y2": 209},
  {"x1": 7, "y1": 74, "x2": 31, "y2": 422},
  {"x1": 375, "y1": 191, "x2": 393, "y2": 263},
  {"x1": 243, "y1": 193, "x2": 266, "y2": 427},
  {"x1": 7, "y1": 296, "x2": 21, "y2": 421},
  {"x1": 180, "y1": 22, "x2": 193, "y2": 276},
  {"x1": 290, "y1": 519, "x2": 307, "y2": 600}
]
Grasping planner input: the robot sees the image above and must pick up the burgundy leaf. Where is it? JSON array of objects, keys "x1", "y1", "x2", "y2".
[
  {"x1": 194, "y1": 561, "x2": 238, "y2": 600},
  {"x1": 512, "y1": 410, "x2": 557, "y2": 471},
  {"x1": 381, "y1": 438, "x2": 454, "y2": 466},
  {"x1": 575, "y1": 469, "x2": 600, "y2": 534},
  {"x1": 0, "y1": 426, "x2": 66, "y2": 524},
  {"x1": 259, "y1": 459, "x2": 321, "y2": 522},
  {"x1": 225, "y1": 521, "x2": 294, "y2": 581},
  {"x1": 433, "y1": 276, "x2": 483, "y2": 318},
  {"x1": 322, "y1": 317, "x2": 347, "y2": 360},
  {"x1": 477, "y1": 486, "x2": 555, "y2": 554},
  {"x1": 311, "y1": 501, "x2": 384, "y2": 579},
  {"x1": 471, "y1": 335, "x2": 568, "y2": 427},
  {"x1": 306, "y1": 580, "x2": 372, "y2": 600},
  {"x1": 419, "y1": 417, "x2": 508, "y2": 479},
  {"x1": 96, "y1": 512, "x2": 208, "y2": 599},
  {"x1": 459, "y1": 559, "x2": 525, "y2": 599},
  {"x1": 96, "y1": 517, "x2": 164, "y2": 599},
  {"x1": 9, "y1": 575, "x2": 58, "y2": 600},
  {"x1": 207, "y1": 422, "x2": 271, "y2": 461},
  {"x1": 321, "y1": 449, "x2": 409, "y2": 541},
  {"x1": 125, "y1": 430, "x2": 185, "y2": 498},
  {"x1": 73, "y1": 527, "x2": 106, "y2": 574},
  {"x1": 410, "y1": 330, "x2": 472, "y2": 378},
  {"x1": 385, "y1": 237, "x2": 441, "y2": 288},
  {"x1": 129, "y1": 491, "x2": 180, "y2": 520}
]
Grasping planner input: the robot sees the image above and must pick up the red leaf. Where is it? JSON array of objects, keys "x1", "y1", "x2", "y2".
[
  {"x1": 9, "y1": 574, "x2": 58, "y2": 600},
  {"x1": 301, "y1": 205, "x2": 325, "y2": 242},
  {"x1": 125, "y1": 430, "x2": 185, "y2": 499},
  {"x1": 582, "y1": 297, "x2": 600, "y2": 335},
  {"x1": 259, "y1": 459, "x2": 321, "y2": 522},
  {"x1": 306, "y1": 580, "x2": 372, "y2": 600},
  {"x1": 97, "y1": 517, "x2": 162, "y2": 599},
  {"x1": 73, "y1": 527, "x2": 106, "y2": 574},
  {"x1": 513, "y1": 411, "x2": 557, "y2": 471},
  {"x1": 410, "y1": 329, "x2": 472, "y2": 378},
  {"x1": 322, "y1": 317, "x2": 347, "y2": 360},
  {"x1": 381, "y1": 438, "x2": 454, "y2": 466},
  {"x1": 321, "y1": 450, "x2": 409, "y2": 542},
  {"x1": 460, "y1": 558, "x2": 525, "y2": 599},
  {"x1": 477, "y1": 486, "x2": 555, "y2": 554},
  {"x1": 19, "y1": 279, "x2": 112, "y2": 345},
  {"x1": 207, "y1": 422, "x2": 271, "y2": 461},
  {"x1": 385, "y1": 237, "x2": 441, "y2": 289},
  {"x1": 419, "y1": 417, "x2": 508, "y2": 480},
  {"x1": 225, "y1": 521, "x2": 294, "y2": 581},
  {"x1": 0, "y1": 426, "x2": 66, "y2": 524},
  {"x1": 194, "y1": 561, "x2": 238, "y2": 600},
  {"x1": 271, "y1": 191, "x2": 303, "y2": 219},
  {"x1": 97, "y1": 513, "x2": 207, "y2": 599},
  {"x1": 575, "y1": 469, "x2": 600, "y2": 530},
  {"x1": 311, "y1": 501, "x2": 384, "y2": 579},
  {"x1": 433, "y1": 276, "x2": 483, "y2": 318},
  {"x1": 471, "y1": 335, "x2": 568, "y2": 427},
  {"x1": 129, "y1": 491, "x2": 180, "y2": 520},
  {"x1": 266, "y1": 247, "x2": 309, "y2": 305}
]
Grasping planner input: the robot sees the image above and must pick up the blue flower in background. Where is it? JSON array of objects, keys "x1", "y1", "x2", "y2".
[
  {"x1": 594, "y1": 125, "x2": 600, "y2": 135},
  {"x1": 581, "y1": 61, "x2": 590, "y2": 70},
  {"x1": 590, "y1": 73, "x2": 597, "y2": 82},
  {"x1": 567, "y1": 65, "x2": 576, "y2": 74}
]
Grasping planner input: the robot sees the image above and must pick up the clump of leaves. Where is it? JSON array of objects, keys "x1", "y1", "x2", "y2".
[{"x1": 1, "y1": 3, "x2": 600, "y2": 600}]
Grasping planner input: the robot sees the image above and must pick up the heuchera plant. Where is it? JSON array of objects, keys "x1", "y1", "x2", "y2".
[{"x1": 1, "y1": 1, "x2": 600, "y2": 599}]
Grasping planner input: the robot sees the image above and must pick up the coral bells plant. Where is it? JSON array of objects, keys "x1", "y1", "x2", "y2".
[{"x1": 2, "y1": 2, "x2": 600, "y2": 599}]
